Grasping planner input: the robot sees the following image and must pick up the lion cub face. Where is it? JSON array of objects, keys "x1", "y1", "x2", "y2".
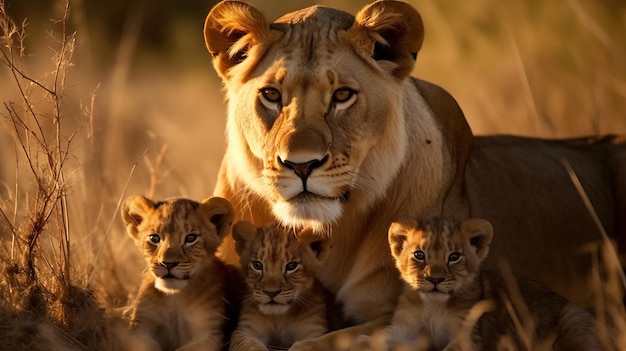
[
  {"x1": 388, "y1": 217, "x2": 493, "y2": 301},
  {"x1": 232, "y1": 222, "x2": 329, "y2": 315},
  {"x1": 121, "y1": 195, "x2": 234, "y2": 294}
]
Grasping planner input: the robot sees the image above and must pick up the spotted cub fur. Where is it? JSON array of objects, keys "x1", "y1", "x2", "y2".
[
  {"x1": 229, "y1": 221, "x2": 333, "y2": 351},
  {"x1": 384, "y1": 216, "x2": 601, "y2": 351},
  {"x1": 121, "y1": 195, "x2": 234, "y2": 351}
]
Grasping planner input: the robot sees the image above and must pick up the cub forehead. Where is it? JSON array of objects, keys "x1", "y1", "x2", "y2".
[
  {"x1": 142, "y1": 199, "x2": 203, "y2": 231},
  {"x1": 247, "y1": 226, "x2": 303, "y2": 258},
  {"x1": 407, "y1": 218, "x2": 465, "y2": 248}
]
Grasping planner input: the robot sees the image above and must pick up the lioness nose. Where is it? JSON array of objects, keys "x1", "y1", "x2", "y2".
[
  {"x1": 425, "y1": 276, "x2": 445, "y2": 285},
  {"x1": 278, "y1": 154, "x2": 328, "y2": 180},
  {"x1": 160, "y1": 261, "x2": 179, "y2": 270}
]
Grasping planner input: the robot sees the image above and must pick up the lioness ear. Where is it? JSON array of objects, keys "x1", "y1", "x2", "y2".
[
  {"x1": 204, "y1": 1, "x2": 270, "y2": 80},
  {"x1": 350, "y1": 0, "x2": 424, "y2": 80},
  {"x1": 121, "y1": 194, "x2": 156, "y2": 241},
  {"x1": 388, "y1": 220, "x2": 413, "y2": 261},
  {"x1": 232, "y1": 220, "x2": 257, "y2": 257},
  {"x1": 462, "y1": 218, "x2": 494, "y2": 262},
  {"x1": 200, "y1": 197, "x2": 235, "y2": 239}
]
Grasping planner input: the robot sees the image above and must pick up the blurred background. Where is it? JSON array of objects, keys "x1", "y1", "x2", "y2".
[{"x1": 1, "y1": 0, "x2": 625, "y2": 310}]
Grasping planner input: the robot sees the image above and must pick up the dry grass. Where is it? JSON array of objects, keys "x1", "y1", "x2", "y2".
[
  {"x1": 0, "y1": 0, "x2": 111, "y2": 349},
  {"x1": 0, "y1": 0, "x2": 624, "y2": 350}
]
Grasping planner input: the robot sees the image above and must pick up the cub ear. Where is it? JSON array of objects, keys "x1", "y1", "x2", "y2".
[
  {"x1": 200, "y1": 197, "x2": 235, "y2": 239},
  {"x1": 350, "y1": 0, "x2": 424, "y2": 80},
  {"x1": 121, "y1": 194, "x2": 156, "y2": 241},
  {"x1": 461, "y1": 218, "x2": 494, "y2": 262},
  {"x1": 232, "y1": 220, "x2": 257, "y2": 257},
  {"x1": 298, "y1": 227, "x2": 331, "y2": 262},
  {"x1": 388, "y1": 219, "x2": 416, "y2": 261},
  {"x1": 204, "y1": 0, "x2": 270, "y2": 80}
]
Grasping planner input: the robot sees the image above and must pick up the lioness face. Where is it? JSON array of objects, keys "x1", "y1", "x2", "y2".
[{"x1": 205, "y1": 1, "x2": 424, "y2": 231}]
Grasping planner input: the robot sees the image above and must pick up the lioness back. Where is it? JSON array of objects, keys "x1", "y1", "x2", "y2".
[
  {"x1": 467, "y1": 134, "x2": 626, "y2": 303},
  {"x1": 386, "y1": 217, "x2": 601, "y2": 351},
  {"x1": 121, "y1": 195, "x2": 235, "y2": 350},
  {"x1": 229, "y1": 221, "x2": 333, "y2": 350}
]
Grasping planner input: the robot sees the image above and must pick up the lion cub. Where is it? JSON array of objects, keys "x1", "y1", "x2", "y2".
[
  {"x1": 121, "y1": 195, "x2": 235, "y2": 351},
  {"x1": 229, "y1": 221, "x2": 333, "y2": 351},
  {"x1": 385, "y1": 217, "x2": 601, "y2": 351}
]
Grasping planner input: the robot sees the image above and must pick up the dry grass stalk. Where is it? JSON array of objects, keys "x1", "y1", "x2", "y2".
[
  {"x1": 563, "y1": 160, "x2": 626, "y2": 351},
  {"x1": 0, "y1": 0, "x2": 110, "y2": 349}
]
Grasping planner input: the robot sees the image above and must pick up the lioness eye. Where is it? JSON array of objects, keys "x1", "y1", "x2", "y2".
[
  {"x1": 285, "y1": 262, "x2": 298, "y2": 272},
  {"x1": 448, "y1": 252, "x2": 462, "y2": 264},
  {"x1": 413, "y1": 250, "x2": 425, "y2": 262},
  {"x1": 148, "y1": 234, "x2": 160, "y2": 245},
  {"x1": 184, "y1": 233, "x2": 198, "y2": 245},
  {"x1": 332, "y1": 88, "x2": 354, "y2": 103},
  {"x1": 261, "y1": 88, "x2": 281, "y2": 103},
  {"x1": 252, "y1": 261, "x2": 263, "y2": 271}
]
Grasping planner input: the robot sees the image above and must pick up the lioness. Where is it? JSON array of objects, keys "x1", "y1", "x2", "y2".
[{"x1": 203, "y1": 0, "x2": 625, "y2": 349}]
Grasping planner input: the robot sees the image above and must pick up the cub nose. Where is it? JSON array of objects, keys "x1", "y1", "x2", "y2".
[
  {"x1": 160, "y1": 261, "x2": 179, "y2": 270},
  {"x1": 263, "y1": 290, "x2": 281, "y2": 298},
  {"x1": 278, "y1": 154, "x2": 329, "y2": 180},
  {"x1": 425, "y1": 276, "x2": 445, "y2": 285}
]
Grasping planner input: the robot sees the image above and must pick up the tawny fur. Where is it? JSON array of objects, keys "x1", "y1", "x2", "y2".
[
  {"x1": 385, "y1": 217, "x2": 602, "y2": 351},
  {"x1": 202, "y1": 1, "x2": 625, "y2": 350},
  {"x1": 121, "y1": 195, "x2": 235, "y2": 351},
  {"x1": 229, "y1": 221, "x2": 334, "y2": 351}
]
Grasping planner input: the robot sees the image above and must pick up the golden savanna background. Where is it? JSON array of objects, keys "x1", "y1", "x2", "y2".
[{"x1": 0, "y1": 0, "x2": 625, "y2": 349}]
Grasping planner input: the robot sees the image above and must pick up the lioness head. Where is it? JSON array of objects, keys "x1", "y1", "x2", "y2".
[
  {"x1": 204, "y1": 1, "x2": 424, "y2": 231},
  {"x1": 121, "y1": 195, "x2": 234, "y2": 294},
  {"x1": 388, "y1": 217, "x2": 493, "y2": 301}
]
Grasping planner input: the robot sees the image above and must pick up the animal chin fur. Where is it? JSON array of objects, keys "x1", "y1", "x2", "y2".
[
  {"x1": 155, "y1": 278, "x2": 188, "y2": 294},
  {"x1": 258, "y1": 303, "x2": 290, "y2": 315},
  {"x1": 272, "y1": 199, "x2": 341, "y2": 233}
]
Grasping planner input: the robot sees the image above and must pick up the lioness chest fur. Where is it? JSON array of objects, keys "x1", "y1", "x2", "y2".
[
  {"x1": 385, "y1": 217, "x2": 601, "y2": 351},
  {"x1": 121, "y1": 195, "x2": 236, "y2": 351}
]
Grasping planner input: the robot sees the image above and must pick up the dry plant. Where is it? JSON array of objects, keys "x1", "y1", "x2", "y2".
[
  {"x1": 564, "y1": 161, "x2": 626, "y2": 351},
  {"x1": 0, "y1": 0, "x2": 114, "y2": 349}
]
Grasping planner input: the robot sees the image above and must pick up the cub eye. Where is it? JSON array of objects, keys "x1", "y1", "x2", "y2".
[
  {"x1": 332, "y1": 88, "x2": 354, "y2": 103},
  {"x1": 413, "y1": 250, "x2": 425, "y2": 262},
  {"x1": 251, "y1": 261, "x2": 263, "y2": 271},
  {"x1": 285, "y1": 262, "x2": 298, "y2": 272},
  {"x1": 184, "y1": 233, "x2": 198, "y2": 245},
  {"x1": 148, "y1": 234, "x2": 160, "y2": 245},
  {"x1": 448, "y1": 252, "x2": 462, "y2": 264},
  {"x1": 260, "y1": 88, "x2": 281, "y2": 103}
]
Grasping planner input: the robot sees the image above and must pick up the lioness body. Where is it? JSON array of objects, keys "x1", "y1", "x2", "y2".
[
  {"x1": 229, "y1": 222, "x2": 332, "y2": 350},
  {"x1": 386, "y1": 217, "x2": 601, "y2": 351},
  {"x1": 121, "y1": 195, "x2": 235, "y2": 350},
  {"x1": 203, "y1": 1, "x2": 625, "y2": 349}
]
